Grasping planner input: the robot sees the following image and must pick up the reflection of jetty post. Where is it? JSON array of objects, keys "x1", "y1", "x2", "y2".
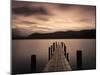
[
  {"x1": 31, "y1": 55, "x2": 36, "y2": 73},
  {"x1": 77, "y1": 50, "x2": 82, "y2": 70}
]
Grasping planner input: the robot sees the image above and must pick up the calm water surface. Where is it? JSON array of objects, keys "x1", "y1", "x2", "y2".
[{"x1": 12, "y1": 39, "x2": 96, "y2": 73}]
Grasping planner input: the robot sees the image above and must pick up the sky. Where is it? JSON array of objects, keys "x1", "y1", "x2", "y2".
[{"x1": 12, "y1": 1, "x2": 96, "y2": 36}]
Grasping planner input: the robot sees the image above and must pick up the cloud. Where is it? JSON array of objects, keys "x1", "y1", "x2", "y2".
[
  {"x1": 78, "y1": 18, "x2": 93, "y2": 23},
  {"x1": 12, "y1": 28, "x2": 32, "y2": 37},
  {"x1": 12, "y1": 1, "x2": 96, "y2": 36},
  {"x1": 12, "y1": 6, "x2": 50, "y2": 16},
  {"x1": 56, "y1": 4, "x2": 73, "y2": 9}
]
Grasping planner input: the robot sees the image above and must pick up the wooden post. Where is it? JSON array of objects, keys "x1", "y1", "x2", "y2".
[
  {"x1": 31, "y1": 55, "x2": 36, "y2": 73},
  {"x1": 77, "y1": 50, "x2": 82, "y2": 70},
  {"x1": 64, "y1": 44, "x2": 67, "y2": 57},
  {"x1": 53, "y1": 42, "x2": 55, "y2": 52},
  {"x1": 55, "y1": 42, "x2": 57, "y2": 48},
  {"x1": 51, "y1": 45, "x2": 53, "y2": 57},
  {"x1": 61, "y1": 42, "x2": 64, "y2": 48},
  {"x1": 48, "y1": 47, "x2": 51, "y2": 60},
  {"x1": 67, "y1": 53, "x2": 69, "y2": 61}
]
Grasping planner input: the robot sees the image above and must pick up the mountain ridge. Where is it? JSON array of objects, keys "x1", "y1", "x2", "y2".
[{"x1": 12, "y1": 29, "x2": 96, "y2": 39}]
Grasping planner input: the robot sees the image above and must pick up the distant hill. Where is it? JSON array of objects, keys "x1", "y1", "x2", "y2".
[{"x1": 12, "y1": 29, "x2": 96, "y2": 39}]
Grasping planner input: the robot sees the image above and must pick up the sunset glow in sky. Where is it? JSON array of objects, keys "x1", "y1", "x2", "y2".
[{"x1": 12, "y1": 1, "x2": 96, "y2": 36}]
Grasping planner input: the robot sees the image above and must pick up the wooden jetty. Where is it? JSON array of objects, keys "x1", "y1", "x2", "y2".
[{"x1": 43, "y1": 42, "x2": 72, "y2": 72}]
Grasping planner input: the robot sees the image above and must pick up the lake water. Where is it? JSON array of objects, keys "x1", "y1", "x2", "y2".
[{"x1": 12, "y1": 39, "x2": 96, "y2": 74}]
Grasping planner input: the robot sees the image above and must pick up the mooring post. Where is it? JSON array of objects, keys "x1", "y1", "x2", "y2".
[
  {"x1": 64, "y1": 44, "x2": 67, "y2": 57},
  {"x1": 31, "y1": 55, "x2": 36, "y2": 73},
  {"x1": 55, "y1": 42, "x2": 57, "y2": 48},
  {"x1": 48, "y1": 47, "x2": 51, "y2": 60},
  {"x1": 53, "y1": 42, "x2": 55, "y2": 52},
  {"x1": 67, "y1": 53, "x2": 69, "y2": 61},
  {"x1": 76, "y1": 50, "x2": 82, "y2": 70},
  {"x1": 51, "y1": 45, "x2": 53, "y2": 57},
  {"x1": 61, "y1": 42, "x2": 63, "y2": 47}
]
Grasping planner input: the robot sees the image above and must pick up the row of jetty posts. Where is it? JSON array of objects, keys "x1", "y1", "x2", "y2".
[
  {"x1": 48, "y1": 42, "x2": 69, "y2": 61},
  {"x1": 31, "y1": 42, "x2": 82, "y2": 73}
]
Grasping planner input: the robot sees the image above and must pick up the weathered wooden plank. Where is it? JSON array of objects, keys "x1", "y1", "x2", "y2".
[{"x1": 43, "y1": 42, "x2": 72, "y2": 72}]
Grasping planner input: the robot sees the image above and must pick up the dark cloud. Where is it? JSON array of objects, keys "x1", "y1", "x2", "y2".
[
  {"x1": 13, "y1": 20, "x2": 38, "y2": 25},
  {"x1": 12, "y1": 28, "x2": 32, "y2": 37},
  {"x1": 12, "y1": 6, "x2": 50, "y2": 16},
  {"x1": 82, "y1": 5, "x2": 96, "y2": 11},
  {"x1": 57, "y1": 4, "x2": 73, "y2": 9},
  {"x1": 57, "y1": 3, "x2": 96, "y2": 12}
]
